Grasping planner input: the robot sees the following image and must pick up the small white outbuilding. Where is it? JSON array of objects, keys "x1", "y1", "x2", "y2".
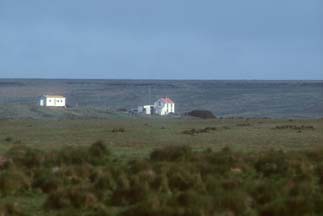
[
  {"x1": 154, "y1": 97, "x2": 175, "y2": 116},
  {"x1": 40, "y1": 95, "x2": 66, "y2": 107},
  {"x1": 138, "y1": 105, "x2": 154, "y2": 115}
]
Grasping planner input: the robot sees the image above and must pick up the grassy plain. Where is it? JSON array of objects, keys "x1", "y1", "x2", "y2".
[{"x1": 1, "y1": 118, "x2": 322, "y2": 155}]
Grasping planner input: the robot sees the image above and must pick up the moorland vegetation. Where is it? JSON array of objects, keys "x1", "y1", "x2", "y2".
[{"x1": 1, "y1": 141, "x2": 323, "y2": 216}]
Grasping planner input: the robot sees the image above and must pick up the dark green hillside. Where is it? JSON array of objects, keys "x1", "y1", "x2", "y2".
[{"x1": 0, "y1": 79, "x2": 322, "y2": 118}]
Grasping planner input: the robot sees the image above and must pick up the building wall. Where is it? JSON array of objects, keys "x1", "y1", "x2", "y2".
[
  {"x1": 40, "y1": 98, "x2": 45, "y2": 106},
  {"x1": 154, "y1": 99, "x2": 175, "y2": 115},
  {"x1": 40, "y1": 97, "x2": 66, "y2": 107},
  {"x1": 138, "y1": 105, "x2": 152, "y2": 115},
  {"x1": 144, "y1": 105, "x2": 152, "y2": 115}
]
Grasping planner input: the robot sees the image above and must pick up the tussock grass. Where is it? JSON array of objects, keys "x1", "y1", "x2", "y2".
[{"x1": 1, "y1": 140, "x2": 323, "y2": 215}]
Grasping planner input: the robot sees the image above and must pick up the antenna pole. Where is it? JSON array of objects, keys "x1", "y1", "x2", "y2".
[{"x1": 148, "y1": 86, "x2": 151, "y2": 104}]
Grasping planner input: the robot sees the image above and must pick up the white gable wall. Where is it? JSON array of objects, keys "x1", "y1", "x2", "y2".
[{"x1": 154, "y1": 99, "x2": 175, "y2": 115}]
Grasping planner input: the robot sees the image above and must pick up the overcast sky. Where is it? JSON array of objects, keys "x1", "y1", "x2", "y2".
[{"x1": 0, "y1": 0, "x2": 322, "y2": 80}]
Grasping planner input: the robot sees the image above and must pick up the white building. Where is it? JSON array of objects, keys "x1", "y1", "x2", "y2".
[
  {"x1": 40, "y1": 95, "x2": 66, "y2": 107},
  {"x1": 138, "y1": 105, "x2": 154, "y2": 115},
  {"x1": 154, "y1": 97, "x2": 175, "y2": 115}
]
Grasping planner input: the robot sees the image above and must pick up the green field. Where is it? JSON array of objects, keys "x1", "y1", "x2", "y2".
[
  {"x1": 0, "y1": 118, "x2": 323, "y2": 215},
  {"x1": 1, "y1": 118, "x2": 322, "y2": 154}
]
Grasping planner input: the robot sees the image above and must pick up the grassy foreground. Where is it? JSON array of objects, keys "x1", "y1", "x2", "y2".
[
  {"x1": 0, "y1": 118, "x2": 323, "y2": 215},
  {"x1": 0, "y1": 118, "x2": 322, "y2": 154}
]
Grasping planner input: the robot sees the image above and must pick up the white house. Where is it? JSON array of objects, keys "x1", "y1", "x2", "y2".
[
  {"x1": 154, "y1": 97, "x2": 175, "y2": 115},
  {"x1": 40, "y1": 95, "x2": 66, "y2": 107},
  {"x1": 138, "y1": 105, "x2": 154, "y2": 115}
]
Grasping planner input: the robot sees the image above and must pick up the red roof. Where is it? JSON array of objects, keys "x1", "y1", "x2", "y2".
[{"x1": 161, "y1": 97, "x2": 174, "y2": 104}]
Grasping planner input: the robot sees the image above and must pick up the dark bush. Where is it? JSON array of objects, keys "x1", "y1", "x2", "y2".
[
  {"x1": 203, "y1": 147, "x2": 237, "y2": 174},
  {"x1": 117, "y1": 108, "x2": 128, "y2": 112},
  {"x1": 0, "y1": 203, "x2": 27, "y2": 216},
  {"x1": 6, "y1": 145, "x2": 45, "y2": 168},
  {"x1": 112, "y1": 128, "x2": 125, "y2": 133},
  {"x1": 45, "y1": 187, "x2": 98, "y2": 210},
  {"x1": 89, "y1": 140, "x2": 110, "y2": 159},
  {"x1": 0, "y1": 168, "x2": 31, "y2": 196},
  {"x1": 182, "y1": 127, "x2": 216, "y2": 135},
  {"x1": 316, "y1": 162, "x2": 323, "y2": 186},
  {"x1": 167, "y1": 167, "x2": 204, "y2": 192},
  {"x1": 110, "y1": 181, "x2": 151, "y2": 206},
  {"x1": 44, "y1": 189, "x2": 72, "y2": 209},
  {"x1": 150, "y1": 145, "x2": 193, "y2": 162},
  {"x1": 55, "y1": 146, "x2": 90, "y2": 165},
  {"x1": 214, "y1": 190, "x2": 249, "y2": 214},
  {"x1": 4, "y1": 136, "x2": 13, "y2": 142},
  {"x1": 176, "y1": 190, "x2": 212, "y2": 210},
  {"x1": 250, "y1": 179, "x2": 280, "y2": 206},
  {"x1": 129, "y1": 159, "x2": 152, "y2": 174},
  {"x1": 274, "y1": 125, "x2": 315, "y2": 130},
  {"x1": 185, "y1": 110, "x2": 216, "y2": 119},
  {"x1": 54, "y1": 143, "x2": 109, "y2": 165},
  {"x1": 87, "y1": 204, "x2": 112, "y2": 216},
  {"x1": 259, "y1": 195, "x2": 314, "y2": 216},
  {"x1": 255, "y1": 150, "x2": 289, "y2": 177},
  {"x1": 0, "y1": 156, "x2": 11, "y2": 169},
  {"x1": 32, "y1": 169, "x2": 62, "y2": 193},
  {"x1": 93, "y1": 172, "x2": 117, "y2": 192}
]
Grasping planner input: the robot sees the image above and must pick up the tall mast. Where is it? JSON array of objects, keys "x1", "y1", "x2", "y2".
[{"x1": 148, "y1": 86, "x2": 151, "y2": 104}]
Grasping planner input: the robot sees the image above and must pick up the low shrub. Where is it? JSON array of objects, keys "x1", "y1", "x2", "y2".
[
  {"x1": 182, "y1": 127, "x2": 216, "y2": 135},
  {"x1": 129, "y1": 159, "x2": 152, "y2": 174},
  {"x1": 32, "y1": 169, "x2": 63, "y2": 193},
  {"x1": 273, "y1": 125, "x2": 315, "y2": 130},
  {"x1": 44, "y1": 189, "x2": 73, "y2": 209},
  {"x1": 150, "y1": 145, "x2": 192, "y2": 162},
  {"x1": 236, "y1": 122, "x2": 251, "y2": 127},
  {"x1": 2, "y1": 143, "x2": 323, "y2": 215},
  {"x1": 89, "y1": 140, "x2": 109, "y2": 158},
  {"x1": 110, "y1": 181, "x2": 151, "y2": 206},
  {"x1": 315, "y1": 162, "x2": 323, "y2": 186},
  {"x1": 93, "y1": 172, "x2": 117, "y2": 192},
  {"x1": 259, "y1": 195, "x2": 315, "y2": 216},
  {"x1": 54, "y1": 142, "x2": 109, "y2": 165},
  {"x1": 112, "y1": 128, "x2": 126, "y2": 133},
  {"x1": 0, "y1": 203, "x2": 27, "y2": 216},
  {"x1": 167, "y1": 166, "x2": 205, "y2": 192},
  {"x1": 204, "y1": 147, "x2": 238, "y2": 174},
  {"x1": 0, "y1": 156, "x2": 11, "y2": 169},
  {"x1": 6, "y1": 145, "x2": 45, "y2": 168},
  {"x1": 0, "y1": 168, "x2": 31, "y2": 196},
  {"x1": 85, "y1": 204, "x2": 112, "y2": 216},
  {"x1": 4, "y1": 136, "x2": 13, "y2": 142},
  {"x1": 55, "y1": 146, "x2": 90, "y2": 165},
  {"x1": 45, "y1": 187, "x2": 98, "y2": 210},
  {"x1": 214, "y1": 189, "x2": 249, "y2": 214},
  {"x1": 254, "y1": 150, "x2": 289, "y2": 177}
]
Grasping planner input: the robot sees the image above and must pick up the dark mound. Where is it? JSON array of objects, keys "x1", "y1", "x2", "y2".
[{"x1": 186, "y1": 110, "x2": 216, "y2": 119}]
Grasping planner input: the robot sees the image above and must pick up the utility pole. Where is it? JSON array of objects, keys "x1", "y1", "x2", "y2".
[{"x1": 148, "y1": 86, "x2": 152, "y2": 104}]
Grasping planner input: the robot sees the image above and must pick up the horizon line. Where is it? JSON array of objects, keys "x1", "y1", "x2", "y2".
[{"x1": 0, "y1": 77, "x2": 322, "y2": 82}]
